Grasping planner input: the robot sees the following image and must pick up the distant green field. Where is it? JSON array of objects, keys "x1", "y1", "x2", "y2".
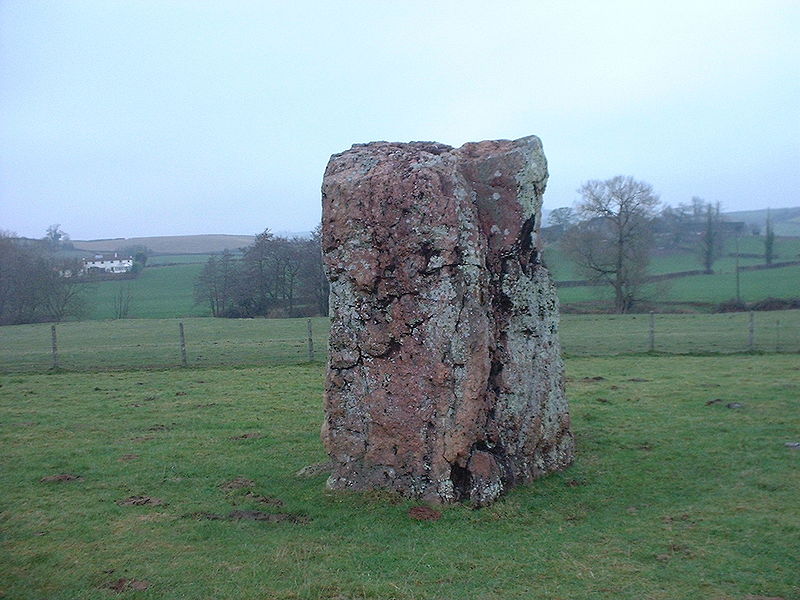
[
  {"x1": 146, "y1": 255, "x2": 213, "y2": 265},
  {"x1": 557, "y1": 264, "x2": 800, "y2": 307},
  {"x1": 560, "y1": 310, "x2": 800, "y2": 355},
  {"x1": 543, "y1": 235, "x2": 800, "y2": 282},
  {"x1": 2, "y1": 312, "x2": 797, "y2": 374},
  {"x1": 81, "y1": 264, "x2": 209, "y2": 320},
  {"x1": 63, "y1": 236, "x2": 799, "y2": 322}
]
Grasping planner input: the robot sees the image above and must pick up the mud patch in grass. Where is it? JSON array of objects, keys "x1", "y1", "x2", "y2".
[
  {"x1": 117, "y1": 496, "x2": 166, "y2": 506},
  {"x1": 408, "y1": 506, "x2": 441, "y2": 521},
  {"x1": 220, "y1": 476, "x2": 254, "y2": 491},
  {"x1": 105, "y1": 578, "x2": 150, "y2": 592},
  {"x1": 186, "y1": 510, "x2": 310, "y2": 524},
  {"x1": 229, "y1": 432, "x2": 262, "y2": 440},
  {"x1": 40, "y1": 473, "x2": 83, "y2": 483}
]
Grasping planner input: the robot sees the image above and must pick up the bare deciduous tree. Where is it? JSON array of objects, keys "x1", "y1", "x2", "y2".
[
  {"x1": 0, "y1": 234, "x2": 86, "y2": 324},
  {"x1": 112, "y1": 284, "x2": 133, "y2": 319},
  {"x1": 194, "y1": 250, "x2": 238, "y2": 317},
  {"x1": 562, "y1": 176, "x2": 660, "y2": 313}
]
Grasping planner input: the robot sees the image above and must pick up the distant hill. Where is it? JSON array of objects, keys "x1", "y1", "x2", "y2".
[
  {"x1": 723, "y1": 207, "x2": 800, "y2": 237},
  {"x1": 72, "y1": 234, "x2": 255, "y2": 255}
]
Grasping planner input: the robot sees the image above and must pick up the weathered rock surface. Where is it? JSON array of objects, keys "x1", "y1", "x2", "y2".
[{"x1": 321, "y1": 136, "x2": 574, "y2": 505}]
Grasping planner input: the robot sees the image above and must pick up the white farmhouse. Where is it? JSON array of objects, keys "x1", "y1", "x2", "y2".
[{"x1": 82, "y1": 253, "x2": 134, "y2": 274}]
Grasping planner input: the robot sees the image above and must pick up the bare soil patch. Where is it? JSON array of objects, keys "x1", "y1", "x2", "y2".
[
  {"x1": 187, "y1": 510, "x2": 309, "y2": 524},
  {"x1": 40, "y1": 473, "x2": 83, "y2": 483},
  {"x1": 229, "y1": 432, "x2": 262, "y2": 440},
  {"x1": 408, "y1": 506, "x2": 442, "y2": 521},
  {"x1": 244, "y1": 492, "x2": 283, "y2": 507},
  {"x1": 105, "y1": 578, "x2": 150, "y2": 592},
  {"x1": 566, "y1": 479, "x2": 587, "y2": 487},
  {"x1": 220, "y1": 476, "x2": 254, "y2": 491},
  {"x1": 147, "y1": 423, "x2": 174, "y2": 432},
  {"x1": 117, "y1": 496, "x2": 166, "y2": 506}
]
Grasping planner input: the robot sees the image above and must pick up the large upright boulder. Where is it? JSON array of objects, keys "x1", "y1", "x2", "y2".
[{"x1": 321, "y1": 136, "x2": 574, "y2": 505}]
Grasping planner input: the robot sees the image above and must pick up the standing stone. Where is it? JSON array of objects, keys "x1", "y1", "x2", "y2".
[{"x1": 321, "y1": 136, "x2": 574, "y2": 506}]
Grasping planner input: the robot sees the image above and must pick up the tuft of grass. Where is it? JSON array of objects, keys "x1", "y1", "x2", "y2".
[{"x1": 0, "y1": 355, "x2": 798, "y2": 599}]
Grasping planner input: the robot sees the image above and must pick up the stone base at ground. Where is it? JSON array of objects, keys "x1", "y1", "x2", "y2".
[{"x1": 321, "y1": 136, "x2": 574, "y2": 505}]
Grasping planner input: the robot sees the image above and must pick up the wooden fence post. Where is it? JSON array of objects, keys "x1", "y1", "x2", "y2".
[
  {"x1": 307, "y1": 319, "x2": 314, "y2": 362},
  {"x1": 179, "y1": 322, "x2": 188, "y2": 367},
  {"x1": 748, "y1": 311, "x2": 754, "y2": 351},
  {"x1": 648, "y1": 312, "x2": 655, "y2": 353},
  {"x1": 51, "y1": 325, "x2": 59, "y2": 370}
]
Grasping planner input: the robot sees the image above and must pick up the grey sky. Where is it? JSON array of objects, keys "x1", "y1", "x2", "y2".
[{"x1": 1, "y1": 1, "x2": 798, "y2": 240}]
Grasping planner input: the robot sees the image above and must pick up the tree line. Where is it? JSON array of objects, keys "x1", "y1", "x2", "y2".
[
  {"x1": 550, "y1": 176, "x2": 781, "y2": 313},
  {"x1": 194, "y1": 228, "x2": 328, "y2": 318},
  {"x1": 0, "y1": 232, "x2": 87, "y2": 325}
]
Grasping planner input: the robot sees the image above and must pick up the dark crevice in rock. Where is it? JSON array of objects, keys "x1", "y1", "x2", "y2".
[
  {"x1": 449, "y1": 463, "x2": 472, "y2": 502},
  {"x1": 518, "y1": 214, "x2": 536, "y2": 266}
]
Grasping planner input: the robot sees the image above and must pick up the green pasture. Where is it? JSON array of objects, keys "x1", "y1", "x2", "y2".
[
  {"x1": 1, "y1": 311, "x2": 798, "y2": 374},
  {"x1": 1, "y1": 355, "x2": 797, "y2": 599},
  {"x1": 557, "y1": 264, "x2": 800, "y2": 308},
  {"x1": 146, "y1": 255, "x2": 213, "y2": 266},
  {"x1": 560, "y1": 310, "x2": 800, "y2": 355},
  {"x1": 543, "y1": 235, "x2": 800, "y2": 282},
  {"x1": 81, "y1": 263, "x2": 208, "y2": 320},
  {"x1": 64, "y1": 236, "x2": 799, "y2": 322},
  {"x1": 0, "y1": 317, "x2": 330, "y2": 373}
]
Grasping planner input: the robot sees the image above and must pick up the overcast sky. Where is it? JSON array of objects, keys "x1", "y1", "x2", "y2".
[{"x1": 1, "y1": 1, "x2": 798, "y2": 240}]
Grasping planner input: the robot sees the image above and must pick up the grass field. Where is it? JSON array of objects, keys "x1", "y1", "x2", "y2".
[
  {"x1": 0, "y1": 317, "x2": 331, "y2": 373},
  {"x1": 146, "y1": 255, "x2": 213, "y2": 266},
  {"x1": 1, "y1": 355, "x2": 797, "y2": 599},
  {"x1": 1, "y1": 311, "x2": 799, "y2": 374},
  {"x1": 543, "y1": 235, "x2": 800, "y2": 282},
  {"x1": 81, "y1": 264, "x2": 208, "y2": 321},
  {"x1": 65, "y1": 236, "x2": 799, "y2": 322},
  {"x1": 556, "y1": 264, "x2": 800, "y2": 308}
]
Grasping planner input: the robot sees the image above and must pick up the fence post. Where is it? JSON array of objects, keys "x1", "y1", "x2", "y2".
[
  {"x1": 648, "y1": 312, "x2": 655, "y2": 352},
  {"x1": 179, "y1": 322, "x2": 188, "y2": 367},
  {"x1": 748, "y1": 311, "x2": 754, "y2": 351},
  {"x1": 51, "y1": 325, "x2": 59, "y2": 370},
  {"x1": 307, "y1": 319, "x2": 314, "y2": 362}
]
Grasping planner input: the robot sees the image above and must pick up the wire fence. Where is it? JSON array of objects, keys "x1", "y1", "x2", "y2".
[{"x1": 1, "y1": 311, "x2": 798, "y2": 373}]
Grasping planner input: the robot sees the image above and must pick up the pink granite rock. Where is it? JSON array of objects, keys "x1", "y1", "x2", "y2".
[{"x1": 321, "y1": 136, "x2": 574, "y2": 505}]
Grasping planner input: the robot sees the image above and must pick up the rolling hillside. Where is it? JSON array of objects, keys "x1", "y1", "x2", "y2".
[
  {"x1": 722, "y1": 206, "x2": 800, "y2": 237},
  {"x1": 71, "y1": 234, "x2": 255, "y2": 254}
]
